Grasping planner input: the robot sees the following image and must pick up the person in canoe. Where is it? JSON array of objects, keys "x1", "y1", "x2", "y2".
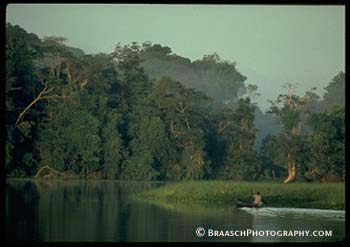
[
  {"x1": 252, "y1": 191, "x2": 262, "y2": 207},
  {"x1": 237, "y1": 190, "x2": 265, "y2": 208}
]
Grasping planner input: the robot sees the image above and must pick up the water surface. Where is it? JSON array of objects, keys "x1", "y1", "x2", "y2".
[{"x1": 6, "y1": 179, "x2": 345, "y2": 242}]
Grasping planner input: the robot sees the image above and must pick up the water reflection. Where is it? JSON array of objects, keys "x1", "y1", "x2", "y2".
[
  {"x1": 6, "y1": 179, "x2": 345, "y2": 242},
  {"x1": 6, "y1": 180, "x2": 40, "y2": 241}
]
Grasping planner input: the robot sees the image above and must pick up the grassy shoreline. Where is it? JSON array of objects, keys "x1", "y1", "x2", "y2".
[{"x1": 135, "y1": 181, "x2": 345, "y2": 210}]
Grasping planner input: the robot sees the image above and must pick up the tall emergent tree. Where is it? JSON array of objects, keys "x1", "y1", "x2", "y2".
[{"x1": 268, "y1": 84, "x2": 314, "y2": 183}]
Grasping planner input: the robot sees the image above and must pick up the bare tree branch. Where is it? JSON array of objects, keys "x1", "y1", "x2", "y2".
[
  {"x1": 15, "y1": 74, "x2": 67, "y2": 127},
  {"x1": 175, "y1": 102, "x2": 191, "y2": 114},
  {"x1": 217, "y1": 120, "x2": 232, "y2": 134}
]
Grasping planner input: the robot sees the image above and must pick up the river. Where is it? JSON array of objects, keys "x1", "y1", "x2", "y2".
[{"x1": 6, "y1": 179, "x2": 345, "y2": 242}]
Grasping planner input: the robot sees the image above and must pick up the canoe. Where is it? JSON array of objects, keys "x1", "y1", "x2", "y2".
[{"x1": 236, "y1": 199, "x2": 263, "y2": 208}]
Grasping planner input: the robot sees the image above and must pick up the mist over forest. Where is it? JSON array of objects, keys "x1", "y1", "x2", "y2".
[{"x1": 6, "y1": 23, "x2": 345, "y2": 182}]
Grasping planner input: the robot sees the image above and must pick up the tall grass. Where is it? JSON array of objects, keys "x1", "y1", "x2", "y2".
[{"x1": 135, "y1": 181, "x2": 345, "y2": 210}]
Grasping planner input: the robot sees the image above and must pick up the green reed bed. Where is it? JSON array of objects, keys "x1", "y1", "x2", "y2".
[{"x1": 135, "y1": 181, "x2": 345, "y2": 210}]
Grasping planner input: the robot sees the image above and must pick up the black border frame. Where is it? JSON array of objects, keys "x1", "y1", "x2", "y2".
[{"x1": 1, "y1": 1, "x2": 348, "y2": 246}]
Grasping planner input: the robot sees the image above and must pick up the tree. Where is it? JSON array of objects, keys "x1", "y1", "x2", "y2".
[
  {"x1": 219, "y1": 97, "x2": 260, "y2": 180},
  {"x1": 38, "y1": 86, "x2": 101, "y2": 176},
  {"x1": 149, "y1": 76, "x2": 212, "y2": 180},
  {"x1": 6, "y1": 24, "x2": 44, "y2": 175},
  {"x1": 101, "y1": 110, "x2": 124, "y2": 179},
  {"x1": 321, "y1": 72, "x2": 345, "y2": 111},
  {"x1": 304, "y1": 105, "x2": 345, "y2": 181},
  {"x1": 111, "y1": 44, "x2": 178, "y2": 180},
  {"x1": 267, "y1": 83, "x2": 315, "y2": 183},
  {"x1": 258, "y1": 135, "x2": 286, "y2": 179},
  {"x1": 122, "y1": 114, "x2": 171, "y2": 181}
]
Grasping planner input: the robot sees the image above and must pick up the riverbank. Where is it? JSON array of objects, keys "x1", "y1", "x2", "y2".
[{"x1": 135, "y1": 181, "x2": 345, "y2": 210}]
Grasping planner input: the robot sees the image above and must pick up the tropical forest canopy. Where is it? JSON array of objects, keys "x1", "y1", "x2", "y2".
[{"x1": 5, "y1": 24, "x2": 345, "y2": 182}]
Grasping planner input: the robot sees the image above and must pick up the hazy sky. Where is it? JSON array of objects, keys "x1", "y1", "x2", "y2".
[{"x1": 6, "y1": 4, "x2": 345, "y2": 110}]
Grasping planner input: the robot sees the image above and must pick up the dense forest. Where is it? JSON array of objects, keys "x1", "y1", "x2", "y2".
[{"x1": 5, "y1": 24, "x2": 345, "y2": 182}]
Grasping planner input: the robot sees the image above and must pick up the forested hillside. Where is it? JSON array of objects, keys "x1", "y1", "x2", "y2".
[{"x1": 5, "y1": 24, "x2": 345, "y2": 182}]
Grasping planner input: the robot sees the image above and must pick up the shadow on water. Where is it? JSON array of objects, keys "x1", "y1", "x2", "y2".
[{"x1": 6, "y1": 179, "x2": 345, "y2": 242}]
